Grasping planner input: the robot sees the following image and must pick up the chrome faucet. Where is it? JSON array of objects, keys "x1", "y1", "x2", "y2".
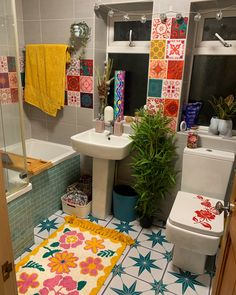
[{"x1": 106, "y1": 120, "x2": 114, "y2": 137}]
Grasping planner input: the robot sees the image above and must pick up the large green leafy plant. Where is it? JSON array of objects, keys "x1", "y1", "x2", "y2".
[
  {"x1": 209, "y1": 94, "x2": 236, "y2": 120},
  {"x1": 130, "y1": 109, "x2": 177, "y2": 220}
]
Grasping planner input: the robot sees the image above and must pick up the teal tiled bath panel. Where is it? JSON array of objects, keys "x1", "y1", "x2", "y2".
[{"x1": 7, "y1": 155, "x2": 80, "y2": 258}]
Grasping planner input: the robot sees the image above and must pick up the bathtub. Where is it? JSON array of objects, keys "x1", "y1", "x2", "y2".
[{"x1": 5, "y1": 138, "x2": 77, "y2": 203}]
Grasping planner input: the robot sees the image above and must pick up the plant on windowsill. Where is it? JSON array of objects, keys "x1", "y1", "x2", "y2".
[
  {"x1": 130, "y1": 108, "x2": 178, "y2": 228},
  {"x1": 208, "y1": 94, "x2": 236, "y2": 137}
]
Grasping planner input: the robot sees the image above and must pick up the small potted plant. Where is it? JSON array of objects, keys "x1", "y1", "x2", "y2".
[
  {"x1": 130, "y1": 108, "x2": 177, "y2": 228},
  {"x1": 209, "y1": 94, "x2": 236, "y2": 137}
]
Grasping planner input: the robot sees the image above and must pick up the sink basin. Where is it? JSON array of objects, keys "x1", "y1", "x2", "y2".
[{"x1": 71, "y1": 128, "x2": 132, "y2": 160}]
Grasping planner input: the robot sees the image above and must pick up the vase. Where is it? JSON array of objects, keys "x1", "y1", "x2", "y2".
[
  {"x1": 208, "y1": 117, "x2": 219, "y2": 135},
  {"x1": 99, "y1": 96, "x2": 107, "y2": 116},
  {"x1": 218, "y1": 119, "x2": 233, "y2": 137}
]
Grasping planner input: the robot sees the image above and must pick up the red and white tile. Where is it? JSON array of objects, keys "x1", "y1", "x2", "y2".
[
  {"x1": 0, "y1": 56, "x2": 8, "y2": 72},
  {"x1": 162, "y1": 79, "x2": 182, "y2": 99},
  {"x1": 0, "y1": 88, "x2": 11, "y2": 104},
  {"x1": 166, "y1": 40, "x2": 185, "y2": 60},
  {"x1": 151, "y1": 18, "x2": 172, "y2": 40},
  {"x1": 80, "y1": 76, "x2": 93, "y2": 93},
  {"x1": 67, "y1": 91, "x2": 80, "y2": 107},
  {"x1": 8, "y1": 72, "x2": 18, "y2": 88},
  {"x1": 147, "y1": 97, "x2": 164, "y2": 115}
]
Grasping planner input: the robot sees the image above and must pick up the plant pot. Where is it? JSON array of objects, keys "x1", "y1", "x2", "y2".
[
  {"x1": 218, "y1": 119, "x2": 232, "y2": 137},
  {"x1": 208, "y1": 117, "x2": 219, "y2": 135},
  {"x1": 139, "y1": 216, "x2": 153, "y2": 228}
]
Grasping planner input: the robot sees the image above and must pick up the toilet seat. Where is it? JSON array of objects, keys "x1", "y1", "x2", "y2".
[{"x1": 168, "y1": 191, "x2": 224, "y2": 237}]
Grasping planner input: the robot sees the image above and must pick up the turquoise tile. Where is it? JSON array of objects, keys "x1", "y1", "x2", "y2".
[{"x1": 148, "y1": 78, "x2": 163, "y2": 97}]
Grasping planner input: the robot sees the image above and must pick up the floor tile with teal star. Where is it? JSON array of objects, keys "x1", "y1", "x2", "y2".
[{"x1": 18, "y1": 212, "x2": 212, "y2": 295}]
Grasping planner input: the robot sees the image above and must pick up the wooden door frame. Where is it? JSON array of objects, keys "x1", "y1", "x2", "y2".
[{"x1": 0, "y1": 156, "x2": 18, "y2": 294}]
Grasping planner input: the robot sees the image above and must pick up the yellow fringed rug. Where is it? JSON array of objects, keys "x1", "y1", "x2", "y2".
[{"x1": 16, "y1": 216, "x2": 134, "y2": 295}]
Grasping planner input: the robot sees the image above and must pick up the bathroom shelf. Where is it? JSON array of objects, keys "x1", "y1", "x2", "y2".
[{"x1": 0, "y1": 151, "x2": 53, "y2": 175}]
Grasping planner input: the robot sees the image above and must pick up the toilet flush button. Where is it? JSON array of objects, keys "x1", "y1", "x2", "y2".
[{"x1": 206, "y1": 149, "x2": 212, "y2": 152}]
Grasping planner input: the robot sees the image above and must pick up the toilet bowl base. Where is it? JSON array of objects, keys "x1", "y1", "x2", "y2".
[{"x1": 173, "y1": 246, "x2": 206, "y2": 274}]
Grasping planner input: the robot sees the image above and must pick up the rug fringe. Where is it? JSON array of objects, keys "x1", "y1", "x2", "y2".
[{"x1": 64, "y1": 215, "x2": 134, "y2": 246}]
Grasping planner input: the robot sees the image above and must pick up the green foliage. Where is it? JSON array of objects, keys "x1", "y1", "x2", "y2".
[
  {"x1": 77, "y1": 281, "x2": 87, "y2": 291},
  {"x1": 97, "y1": 249, "x2": 115, "y2": 257},
  {"x1": 130, "y1": 109, "x2": 177, "y2": 218},
  {"x1": 209, "y1": 94, "x2": 236, "y2": 120},
  {"x1": 22, "y1": 260, "x2": 45, "y2": 272}
]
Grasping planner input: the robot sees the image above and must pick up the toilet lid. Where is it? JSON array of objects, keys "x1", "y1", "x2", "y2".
[{"x1": 169, "y1": 191, "x2": 224, "y2": 237}]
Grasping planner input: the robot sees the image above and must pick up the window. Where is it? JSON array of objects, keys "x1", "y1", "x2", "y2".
[
  {"x1": 106, "y1": 2, "x2": 153, "y2": 115},
  {"x1": 188, "y1": 10, "x2": 236, "y2": 128}
]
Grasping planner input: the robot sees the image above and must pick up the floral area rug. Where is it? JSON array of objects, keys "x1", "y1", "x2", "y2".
[{"x1": 16, "y1": 216, "x2": 134, "y2": 295}]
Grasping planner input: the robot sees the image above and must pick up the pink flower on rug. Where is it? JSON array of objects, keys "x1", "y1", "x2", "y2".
[
  {"x1": 39, "y1": 275, "x2": 79, "y2": 295},
  {"x1": 59, "y1": 230, "x2": 85, "y2": 249},
  {"x1": 17, "y1": 272, "x2": 39, "y2": 294},
  {"x1": 80, "y1": 257, "x2": 104, "y2": 276}
]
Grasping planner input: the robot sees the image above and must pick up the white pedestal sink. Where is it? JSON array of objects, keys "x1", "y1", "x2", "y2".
[{"x1": 71, "y1": 128, "x2": 132, "y2": 219}]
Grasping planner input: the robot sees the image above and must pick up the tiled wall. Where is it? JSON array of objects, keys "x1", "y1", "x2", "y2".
[
  {"x1": 8, "y1": 155, "x2": 80, "y2": 258},
  {"x1": 147, "y1": 17, "x2": 188, "y2": 131}
]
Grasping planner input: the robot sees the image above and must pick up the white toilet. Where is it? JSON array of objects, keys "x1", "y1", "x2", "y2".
[{"x1": 166, "y1": 147, "x2": 234, "y2": 274}]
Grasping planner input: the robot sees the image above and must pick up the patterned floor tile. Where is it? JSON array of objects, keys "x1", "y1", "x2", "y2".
[
  {"x1": 54, "y1": 210, "x2": 69, "y2": 217},
  {"x1": 86, "y1": 213, "x2": 113, "y2": 227},
  {"x1": 138, "y1": 227, "x2": 173, "y2": 254},
  {"x1": 34, "y1": 235, "x2": 45, "y2": 244},
  {"x1": 162, "y1": 262, "x2": 211, "y2": 295},
  {"x1": 106, "y1": 218, "x2": 142, "y2": 239},
  {"x1": 122, "y1": 245, "x2": 167, "y2": 284},
  {"x1": 103, "y1": 272, "x2": 154, "y2": 295},
  {"x1": 33, "y1": 215, "x2": 64, "y2": 239}
]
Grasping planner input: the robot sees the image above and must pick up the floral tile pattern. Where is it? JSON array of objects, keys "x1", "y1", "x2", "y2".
[
  {"x1": 166, "y1": 40, "x2": 185, "y2": 60},
  {"x1": 150, "y1": 40, "x2": 166, "y2": 59},
  {"x1": 149, "y1": 60, "x2": 167, "y2": 79},
  {"x1": 0, "y1": 56, "x2": 8, "y2": 72},
  {"x1": 162, "y1": 79, "x2": 182, "y2": 99},
  {"x1": 0, "y1": 88, "x2": 11, "y2": 104},
  {"x1": 8, "y1": 72, "x2": 18, "y2": 88},
  {"x1": 34, "y1": 214, "x2": 64, "y2": 239},
  {"x1": 18, "y1": 211, "x2": 212, "y2": 295},
  {"x1": 167, "y1": 60, "x2": 184, "y2": 80},
  {"x1": 67, "y1": 90, "x2": 80, "y2": 107},
  {"x1": 152, "y1": 18, "x2": 172, "y2": 40},
  {"x1": 164, "y1": 99, "x2": 180, "y2": 117},
  {"x1": 80, "y1": 59, "x2": 93, "y2": 76},
  {"x1": 67, "y1": 75, "x2": 80, "y2": 92},
  {"x1": 0, "y1": 73, "x2": 10, "y2": 88},
  {"x1": 147, "y1": 17, "x2": 188, "y2": 131},
  {"x1": 146, "y1": 97, "x2": 164, "y2": 115},
  {"x1": 80, "y1": 92, "x2": 93, "y2": 108},
  {"x1": 148, "y1": 79, "x2": 163, "y2": 98},
  {"x1": 80, "y1": 76, "x2": 93, "y2": 93},
  {"x1": 171, "y1": 17, "x2": 188, "y2": 39},
  {"x1": 7, "y1": 56, "x2": 16, "y2": 72}
]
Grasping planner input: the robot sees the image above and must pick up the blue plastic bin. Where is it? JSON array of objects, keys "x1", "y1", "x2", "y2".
[{"x1": 113, "y1": 185, "x2": 138, "y2": 222}]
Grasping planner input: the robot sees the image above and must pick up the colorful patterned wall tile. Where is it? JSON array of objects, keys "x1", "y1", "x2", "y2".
[
  {"x1": 67, "y1": 75, "x2": 80, "y2": 92},
  {"x1": 147, "y1": 97, "x2": 164, "y2": 115},
  {"x1": 7, "y1": 56, "x2": 16, "y2": 72},
  {"x1": 170, "y1": 17, "x2": 188, "y2": 39},
  {"x1": 149, "y1": 60, "x2": 167, "y2": 79},
  {"x1": 167, "y1": 60, "x2": 184, "y2": 80},
  {"x1": 162, "y1": 80, "x2": 182, "y2": 99},
  {"x1": 11, "y1": 88, "x2": 19, "y2": 103},
  {"x1": 80, "y1": 76, "x2": 93, "y2": 93},
  {"x1": 80, "y1": 59, "x2": 93, "y2": 76},
  {"x1": 9, "y1": 72, "x2": 18, "y2": 88},
  {"x1": 164, "y1": 99, "x2": 179, "y2": 117},
  {"x1": 148, "y1": 79, "x2": 163, "y2": 97},
  {"x1": 150, "y1": 40, "x2": 166, "y2": 59},
  {"x1": 67, "y1": 91, "x2": 80, "y2": 107},
  {"x1": 147, "y1": 16, "x2": 189, "y2": 131},
  {"x1": 166, "y1": 40, "x2": 185, "y2": 59},
  {"x1": 0, "y1": 73, "x2": 10, "y2": 88},
  {"x1": 0, "y1": 88, "x2": 11, "y2": 104},
  {"x1": 168, "y1": 116, "x2": 177, "y2": 131},
  {"x1": 0, "y1": 56, "x2": 8, "y2": 72},
  {"x1": 66, "y1": 56, "x2": 80, "y2": 76},
  {"x1": 151, "y1": 18, "x2": 172, "y2": 40},
  {"x1": 81, "y1": 93, "x2": 93, "y2": 108}
]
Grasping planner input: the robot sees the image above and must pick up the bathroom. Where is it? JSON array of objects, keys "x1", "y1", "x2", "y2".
[{"x1": 1, "y1": 0, "x2": 236, "y2": 294}]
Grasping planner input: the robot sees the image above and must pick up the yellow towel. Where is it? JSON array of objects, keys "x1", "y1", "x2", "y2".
[{"x1": 24, "y1": 44, "x2": 70, "y2": 117}]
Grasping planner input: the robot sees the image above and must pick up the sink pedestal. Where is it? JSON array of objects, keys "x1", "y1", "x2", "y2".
[{"x1": 92, "y1": 158, "x2": 115, "y2": 219}]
